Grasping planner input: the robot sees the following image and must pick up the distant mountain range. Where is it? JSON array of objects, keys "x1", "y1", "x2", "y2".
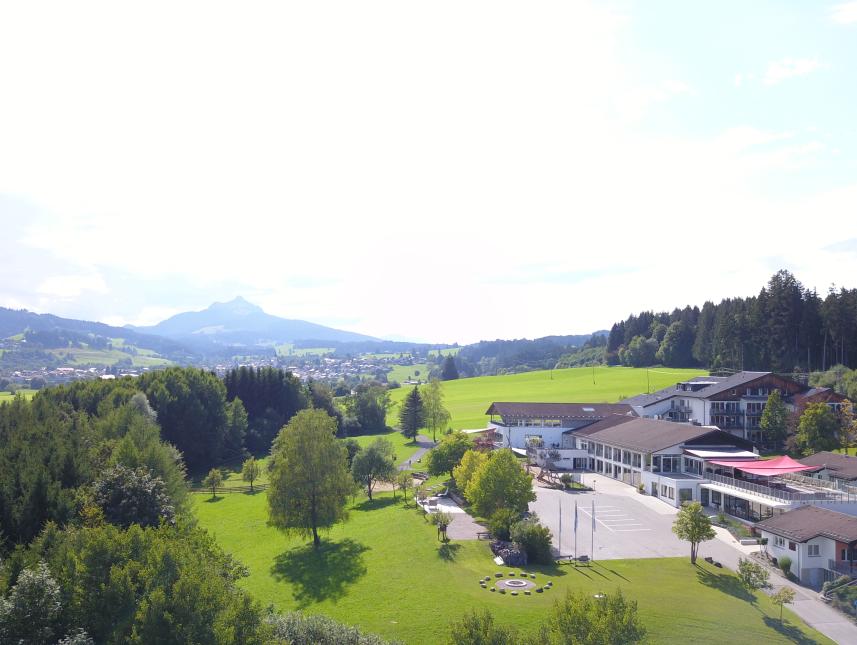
[{"x1": 129, "y1": 297, "x2": 378, "y2": 346}]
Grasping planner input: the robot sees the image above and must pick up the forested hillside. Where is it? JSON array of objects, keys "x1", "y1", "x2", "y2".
[{"x1": 606, "y1": 270, "x2": 857, "y2": 372}]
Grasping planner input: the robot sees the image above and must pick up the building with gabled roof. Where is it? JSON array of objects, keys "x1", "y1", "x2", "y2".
[{"x1": 622, "y1": 371, "x2": 846, "y2": 444}]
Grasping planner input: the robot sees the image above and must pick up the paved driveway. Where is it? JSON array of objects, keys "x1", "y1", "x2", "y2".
[{"x1": 531, "y1": 473, "x2": 857, "y2": 644}]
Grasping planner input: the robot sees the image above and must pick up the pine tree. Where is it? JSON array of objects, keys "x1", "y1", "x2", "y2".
[
  {"x1": 440, "y1": 355, "x2": 459, "y2": 381},
  {"x1": 398, "y1": 386, "x2": 426, "y2": 441}
]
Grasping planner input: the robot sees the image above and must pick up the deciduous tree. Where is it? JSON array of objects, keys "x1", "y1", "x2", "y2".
[
  {"x1": 427, "y1": 432, "x2": 472, "y2": 478},
  {"x1": 737, "y1": 557, "x2": 770, "y2": 591},
  {"x1": 540, "y1": 589, "x2": 645, "y2": 644},
  {"x1": 466, "y1": 449, "x2": 535, "y2": 518},
  {"x1": 203, "y1": 468, "x2": 223, "y2": 500},
  {"x1": 771, "y1": 586, "x2": 796, "y2": 623},
  {"x1": 796, "y1": 402, "x2": 840, "y2": 455},
  {"x1": 452, "y1": 450, "x2": 488, "y2": 493},
  {"x1": 422, "y1": 379, "x2": 451, "y2": 442},
  {"x1": 241, "y1": 456, "x2": 260, "y2": 493},
  {"x1": 350, "y1": 438, "x2": 397, "y2": 501},
  {"x1": 671, "y1": 501, "x2": 715, "y2": 564},
  {"x1": 760, "y1": 390, "x2": 788, "y2": 449},
  {"x1": 268, "y1": 410, "x2": 355, "y2": 548}
]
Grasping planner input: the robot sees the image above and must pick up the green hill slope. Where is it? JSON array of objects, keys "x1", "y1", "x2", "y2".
[{"x1": 388, "y1": 366, "x2": 708, "y2": 430}]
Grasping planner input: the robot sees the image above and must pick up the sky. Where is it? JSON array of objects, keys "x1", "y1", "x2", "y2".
[{"x1": 1, "y1": 0, "x2": 857, "y2": 345}]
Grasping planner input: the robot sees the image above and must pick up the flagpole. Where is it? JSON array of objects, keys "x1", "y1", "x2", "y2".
[
  {"x1": 574, "y1": 501, "x2": 578, "y2": 560},
  {"x1": 558, "y1": 496, "x2": 562, "y2": 559},
  {"x1": 591, "y1": 500, "x2": 596, "y2": 562}
]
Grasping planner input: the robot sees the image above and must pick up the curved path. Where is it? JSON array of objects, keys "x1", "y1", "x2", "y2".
[{"x1": 397, "y1": 434, "x2": 436, "y2": 470}]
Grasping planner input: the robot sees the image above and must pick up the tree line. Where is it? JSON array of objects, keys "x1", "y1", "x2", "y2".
[{"x1": 606, "y1": 270, "x2": 857, "y2": 372}]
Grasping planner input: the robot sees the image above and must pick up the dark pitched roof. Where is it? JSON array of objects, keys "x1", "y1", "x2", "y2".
[
  {"x1": 573, "y1": 415, "x2": 735, "y2": 452},
  {"x1": 485, "y1": 402, "x2": 635, "y2": 419},
  {"x1": 798, "y1": 452, "x2": 857, "y2": 480},
  {"x1": 756, "y1": 506, "x2": 857, "y2": 543},
  {"x1": 622, "y1": 376, "x2": 726, "y2": 408},
  {"x1": 680, "y1": 371, "x2": 771, "y2": 399}
]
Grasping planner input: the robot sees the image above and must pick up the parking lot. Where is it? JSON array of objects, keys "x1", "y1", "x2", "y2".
[{"x1": 530, "y1": 473, "x2": 716, "y2": 561}]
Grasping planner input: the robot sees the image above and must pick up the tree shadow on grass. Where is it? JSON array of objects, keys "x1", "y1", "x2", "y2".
[
  {"x1": 437, "y1": 543, "x2": 461, "y2": 561},
  {"x1": 242, "y1": 490, "x2": 263, "y2": 496},
  {"x1": 695, "y1": 565, "x2": 755, "y2": 603},
  {"x1": 271, "y1": 539, "x2": 369, "y2": 608},
  {"x1": 353, "y1": 497, "x2": 397, "y2": 512},
  {"x1": 204, "y1": 496, "x2": 224, "y2": 503},
  {"x1": 762, "y1": 616, "x2": 820, "y2": 645}
]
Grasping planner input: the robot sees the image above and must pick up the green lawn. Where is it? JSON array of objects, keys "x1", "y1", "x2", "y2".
[
  {"x1": 387, "y1": 364, "x2": 430, "y2": 384},
  {"x1": 387, "y1": 366, "x2": 708, "y2": 430},
  {"x1": 345, "y1": 430, "x2": 426, "y2": 465},
  {"x1": 193, "y1": 490, "x2": 830, "y2": 645},
  {"x1": 0, "y1": 389, "x2": 36, "y2": 403}
]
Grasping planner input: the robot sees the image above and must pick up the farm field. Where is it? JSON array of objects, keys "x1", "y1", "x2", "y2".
[
  {"x1": 193, "y1": 489, "x2": 830, "y2": 645},
  {"x1": 0, "y1": 388, "x2": 36, "y2": 403},
  {"x1": 428, "y1": 347, "x2": 460, "y2": 357},
  {"x1": 387, "y1": 366, "x2": 708, "y2": 430},
  {"x1": 387, "y1": 363, "x2": 429, "y2": 384},
  {"x1": 276, "y1": 343, "x2": 334, "y2": 357},
  {"x1": 47, "y1": 347, "x2": 171, "y2": 367}
]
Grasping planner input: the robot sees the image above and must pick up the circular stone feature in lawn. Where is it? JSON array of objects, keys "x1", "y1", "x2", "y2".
[{"x1": 496, "y1": 578, "x2": 536, "y2": 592}]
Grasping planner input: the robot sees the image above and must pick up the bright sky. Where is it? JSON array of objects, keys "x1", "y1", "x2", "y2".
[{"x1": 2, "y1": 1, "x2": 857, "y2": 344}]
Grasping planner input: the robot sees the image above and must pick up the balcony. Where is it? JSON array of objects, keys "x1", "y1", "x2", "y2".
[{"x1": 706, "y1": 473, "x2": 839, "y2": 503}]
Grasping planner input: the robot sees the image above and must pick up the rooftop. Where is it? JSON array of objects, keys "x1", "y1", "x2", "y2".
[
  {"x1": 798, "y1": 451, "x2": 857, "y2": 481},
  {"x1": 756, "y1": 505, "x2": 857, "y2": 543},
  {"x1": 485, "y1": 402, "x2": 635, "y2": 419},
  {"x1": 575, "y1": 415, "x2": 752, "y2": 453}
]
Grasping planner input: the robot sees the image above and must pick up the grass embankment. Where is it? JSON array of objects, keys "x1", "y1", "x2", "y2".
[
  {"x1": 388, "y1": 366, "x2": 707, "y2": 430},
  {"x1": 194, "y1": 490, "x2": 830, "y2": 645},
  {"x1": 346, "y1": 431, "x2": 426, "y2": 465}
]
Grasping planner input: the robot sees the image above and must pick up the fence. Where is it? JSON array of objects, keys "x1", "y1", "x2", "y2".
[{"x1": 190, "y1": 483, "x2": 269, "y2": 494}]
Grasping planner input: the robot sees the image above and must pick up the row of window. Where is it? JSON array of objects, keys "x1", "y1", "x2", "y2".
[{"x1": 773, "y1": 535, "x2": 820, "y2": 556}]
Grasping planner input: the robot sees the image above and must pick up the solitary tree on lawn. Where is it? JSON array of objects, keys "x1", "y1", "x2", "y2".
[
  {"x1": 267, "y1": 409, "x2": 355, "y2": 548},
  {"x1": 241, "y1": 456, "x2": 260, "y2": 493},
  {"x1": 399, "y1": 386, "x2": 426, "y2": 442},
  {"x1": 422, "y1": 378, "x2": 451, "y2": 442},
  {"x1": 351, "y1": 438, "x2": 397, "y2": 501},
  {"x1": 672, "y1": 501, "x2": 715, "y2": 564},
  {"x1": 202, "y1": 468, "x2": 223, "y2": 500},
  {"x1": 440, "y1": 355, "x2": 459, "y2": 381},
  {"x1": 771, "y1": 586, "x2": 796, "y2": 623}
]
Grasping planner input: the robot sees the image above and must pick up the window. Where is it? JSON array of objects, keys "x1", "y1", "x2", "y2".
[
  {"x1": 604, "y1": 446, "x2": 613, "y2": 460},
  {"x1": 789, "y1": 541, "x2": 796, "y2": 551},
  {"x1": 633, "y1": 453, "x2": 642, "y2": 468},
  {"x1": 808, "y1": 544, "x2": 820, "y2": 557},
  {"x1": 679, "y1": 488, "x2": 693, "y2": 503},
  {"x1": 774, "y1": 536, "x2": 785, "y2": 548},
  {"x1": 595, "y1": 444, "x2": 603, "y2": 457}
]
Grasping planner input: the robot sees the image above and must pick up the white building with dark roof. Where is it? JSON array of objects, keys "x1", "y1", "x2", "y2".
[{"x1": 622, "y1": 371, "x2": 846, "y2": 444}]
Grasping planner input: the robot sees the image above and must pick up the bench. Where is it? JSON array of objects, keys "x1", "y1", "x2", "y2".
[{"x1": 477, "y1": 531, "x2": 492, "y2": 540}]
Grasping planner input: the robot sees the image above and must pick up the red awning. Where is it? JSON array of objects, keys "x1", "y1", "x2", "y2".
[{"x1": 709, "y1": 455, "x2": 816, "y2": 477}]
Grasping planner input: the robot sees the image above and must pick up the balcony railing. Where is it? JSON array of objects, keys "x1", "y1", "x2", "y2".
[{"x1": 706, "y1": 473, "x2": 837, "y2": 502}]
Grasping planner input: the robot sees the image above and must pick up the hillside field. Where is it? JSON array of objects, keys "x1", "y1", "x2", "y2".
[
  {"x1": 194, "y1": 489, "x2": 829, "y2": 645},
  {"x1": 387, "y1": 366, "x2": 708, "y2": 430},
  {"x1": 0, "y1": 389, "x2": 36, "y2": 403}
]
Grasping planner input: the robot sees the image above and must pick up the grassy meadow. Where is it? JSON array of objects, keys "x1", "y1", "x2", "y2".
[
  {"x1": 387, "y1": 366, "x2": 708, "y2": 430},
  {"x1": 193, "y1": 489, "x2": 830, "y2": 645},
  {"x1": 387, "y1": 363, "x2": 430, "y2": 384},
  {"x1": 0, "y1": 389, "x2": 37, "y2": 404},
  {"x1": 276, "y1": 343, "x2": 334, "y2": 357}
]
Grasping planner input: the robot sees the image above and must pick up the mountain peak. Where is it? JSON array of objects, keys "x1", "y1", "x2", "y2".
[{"x1": 209, "y1": 296, "x2": 263, "y2": 316}]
